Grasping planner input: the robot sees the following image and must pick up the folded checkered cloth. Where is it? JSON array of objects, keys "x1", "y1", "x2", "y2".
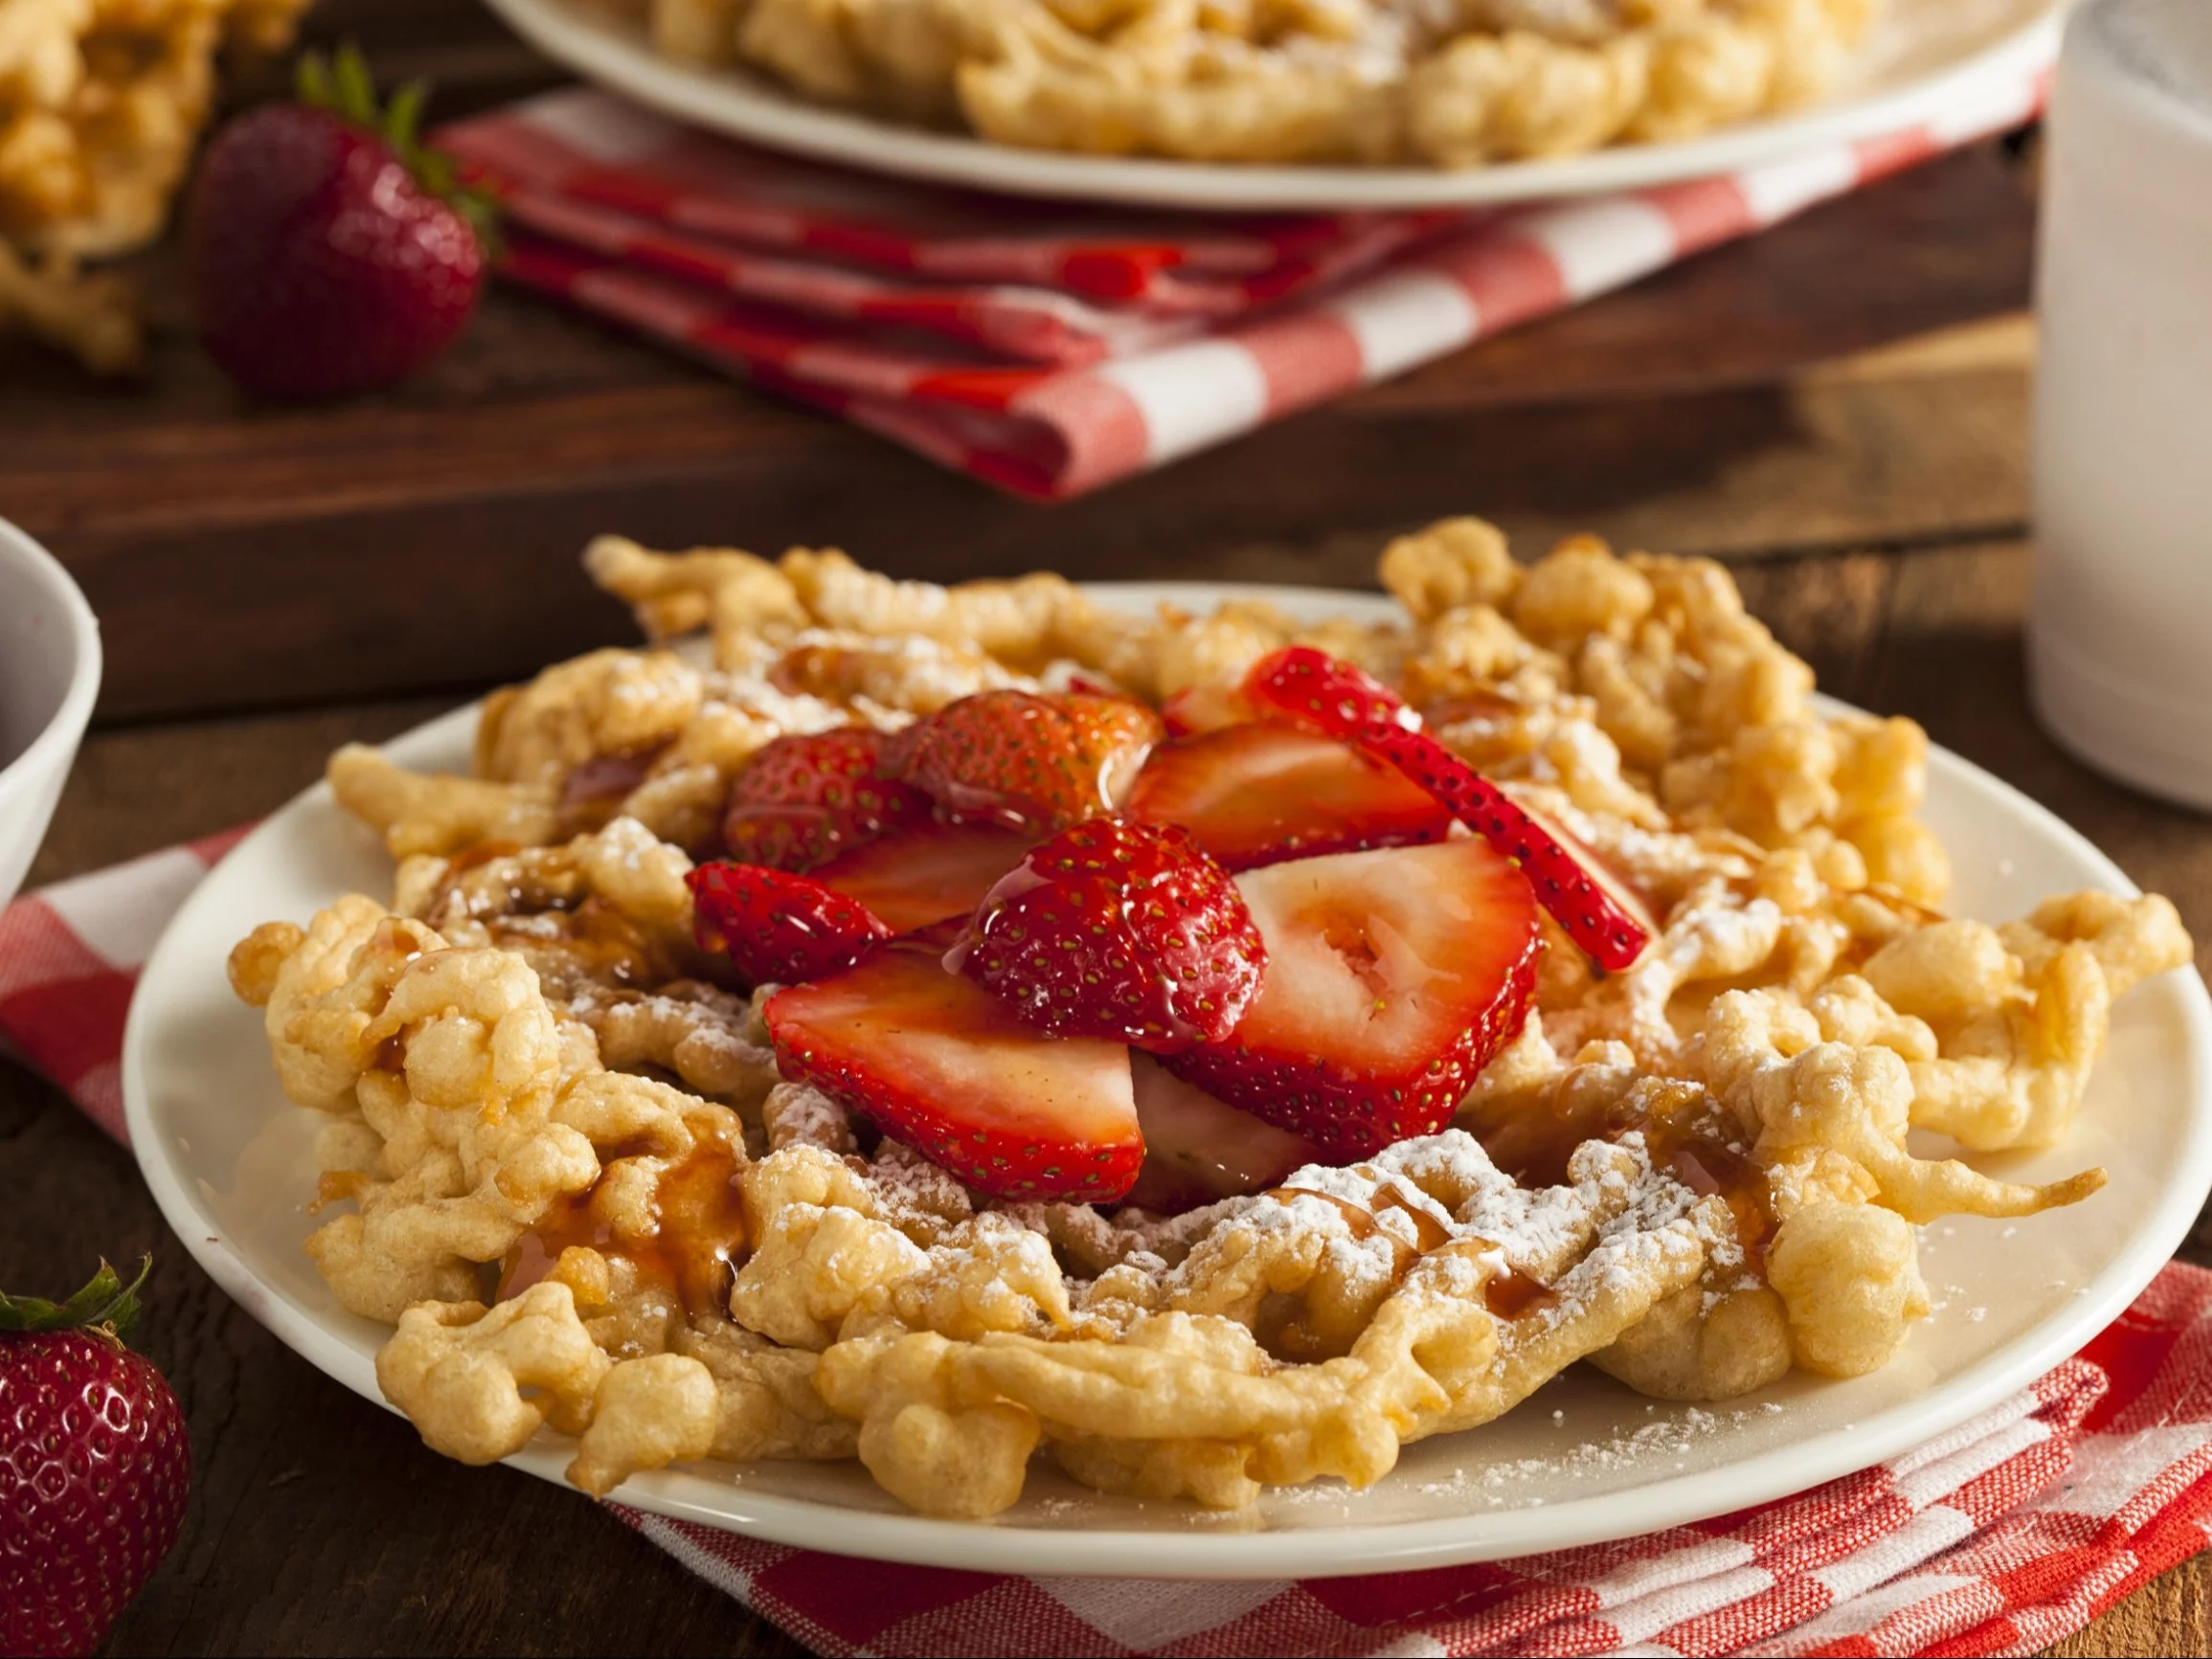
[
  {"x1": 7, "y1": 838, "x2": 2209, "y2": 1658},
  {"x1": 432, "y1": 65, "x2": 2045, "y2": 502}
]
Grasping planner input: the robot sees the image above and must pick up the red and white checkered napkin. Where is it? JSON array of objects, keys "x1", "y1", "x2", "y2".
[
  {"x1": 9, "y1": 839, "x2": 2211, "y2": 1657},
  {"x1": 433, "y1": 69, "x2": 2044, "y2": 501}
]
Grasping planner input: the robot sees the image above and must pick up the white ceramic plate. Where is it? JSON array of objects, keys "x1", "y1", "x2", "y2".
[
  {"x1": 483, "y1": 0, "x2": 2061, "y2": 212},
  {"x1": 124, "y1": 582, "x2": 2212, "y2": 1580}
]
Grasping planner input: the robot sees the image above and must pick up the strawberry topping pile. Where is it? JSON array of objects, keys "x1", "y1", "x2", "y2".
[
  {"x1": 1163, "y1": 838, "x2": 1542, "y2": 1159},
  {"x1": 1127, "y1": 722, "x2": 1451, "y2": 869},
  {"x1": 810, "y1": 819, "x2": 1035, "y2": 932},
  {"x1": 1122, "y1": 1056, "x2": 1330, "y2": 1212},
  {"x1": 687, "y1": 655, "x2": 1649, "y2": 1208}
]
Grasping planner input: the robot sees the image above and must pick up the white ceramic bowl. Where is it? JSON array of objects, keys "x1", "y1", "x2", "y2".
[{"x1": 0, "y1": 519, "x2": 102, "y2": 911}]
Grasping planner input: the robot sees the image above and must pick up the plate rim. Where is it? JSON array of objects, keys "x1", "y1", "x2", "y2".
[
  {"x1": 479, "y1": 0, "x2": 2062, "y2": 213},
  {"x1": 123, "y1": 578, "x2": 2212, "y2": 1580}
]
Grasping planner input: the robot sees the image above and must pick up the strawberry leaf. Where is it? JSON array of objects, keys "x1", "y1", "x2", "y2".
[
  {"x1": 385, "y1": 79, "x2": 429, "y2": 158},
  {"x1": 0, "y1": 1254, "x2": 148, "y2": 1337},
  {"x1": 295, "y1": 50, "x2": 335, "y2": 112},
  {"x1": 331, "y1": 44, "x2": 380, "y2": 132},
  {"x1": 291, "y1": 43, "x2": 503, "y2": 258}
]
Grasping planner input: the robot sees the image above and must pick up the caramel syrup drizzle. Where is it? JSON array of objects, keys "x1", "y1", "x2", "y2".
[
  {"x1": 443, "y1": 839, "x2": 525, "y2": 874},
  {"x1": 1264, "y1": 1181, "x2": 1556, "y2": 1320},
  {"x1": 501, "y1": 1133, "x2": 750, "y2": 1321},
  {"x1": 1657, "y1": 1134, "x2": 1772, "y2": 1277},
  {"x1": 1475, "y1": 1080, "x2": 1776, "y2": 1278}
]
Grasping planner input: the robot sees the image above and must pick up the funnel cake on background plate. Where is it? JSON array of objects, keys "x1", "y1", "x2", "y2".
[
  {"x1": 226, "y1": 515, "x2": 2191, "y2": 1517},
  {"x1": 591, "y1": 0, "x2": 1883, "y2": 168},
  {"x1": 0, "y1": 0, "x2": 309, "y2": 367}
]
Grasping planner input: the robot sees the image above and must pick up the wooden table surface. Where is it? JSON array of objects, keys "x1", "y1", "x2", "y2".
[{"x1": 3, "y1": 3, "x2": 2207, "y2": 1654}]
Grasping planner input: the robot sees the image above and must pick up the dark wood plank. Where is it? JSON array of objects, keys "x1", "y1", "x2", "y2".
[
  {"x1": 8, "y1": 343, "x2": 2029, "y2": 725},
  {"x1": 22, "y1": 697, "x2": 454, "y2": 887},
  {"x1": 216, "y1": 0, "x2": 568, "y2": 117}
]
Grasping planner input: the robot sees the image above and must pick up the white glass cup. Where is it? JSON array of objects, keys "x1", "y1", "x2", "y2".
[{"x1": 2030, "y1": 0, "x2": 2212, "y2": 810}]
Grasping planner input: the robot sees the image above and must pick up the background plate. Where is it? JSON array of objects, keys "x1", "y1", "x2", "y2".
[
  {"x1": 482, "y1": 0, "x2": 2061, "y2": 212},
  {"x1": 124, "y1": 582, "x2": 2212, "y2": 1580}
]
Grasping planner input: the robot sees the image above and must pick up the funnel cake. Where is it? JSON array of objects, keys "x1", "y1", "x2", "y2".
[
  {"x1": 600, "y1": 0, "x2": 1882, "y2": 169},
  {"x1": 230, "y1": 515, "x2": 2189, "y2": 1515}
]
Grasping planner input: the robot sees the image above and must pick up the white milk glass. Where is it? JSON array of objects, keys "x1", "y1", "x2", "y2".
[{"x1": 2030, "y1": 0, "x2": 2212, "y2": 809}]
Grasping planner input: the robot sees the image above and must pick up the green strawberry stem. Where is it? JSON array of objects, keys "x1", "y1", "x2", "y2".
[
  {"x1": 295, "y1": 43, "x2": 502, "y2": 254},
  {"x1": 0, "y1": 1255, "x2": 150, "y2": 1338}
]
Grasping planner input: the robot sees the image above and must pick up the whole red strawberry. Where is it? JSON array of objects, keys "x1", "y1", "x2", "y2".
[
  {"x1": 188, "y1": 48, "x2": 491, "y2": 399},
  {"x1": 956, "y1": 817, "x2": 1265, "y2": 1051},
  {"x1": 1, "y1": 1259, "x2": 190, "y2": 1658}
]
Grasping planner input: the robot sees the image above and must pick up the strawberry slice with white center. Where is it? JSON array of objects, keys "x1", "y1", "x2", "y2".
[
  {"x1": 1126, "y1": 723, "x2": 1452, "y2": 870},
  {"x1": 1164, "y1": 839, "x2": 1541, "y2": 1160},
  {"x1": 766, "y1": 941, "x2": 1141, "y2": 1202},
  {"x1": 809, "y1": 819, "x2": 1034, "y2": 932},
  {"x1": 1121, "y1": 1054, "x2": 1329, "y2": 1212},
  {"x1": 1240, "y1": 646, "x2": 1653, "y2": 971}
]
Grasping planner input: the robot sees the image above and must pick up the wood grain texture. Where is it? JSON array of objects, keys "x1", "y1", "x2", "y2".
[
  {"x1": 2047, "y1": 1564, "x2": 2212, "y2": 1658},
  {"x1": 4, "y1": 542, "x2": 2208, "y2": 1657}
]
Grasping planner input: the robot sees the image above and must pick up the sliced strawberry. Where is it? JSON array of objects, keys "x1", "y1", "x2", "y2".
[
  {"x1": 1241, "y1": 647, "x2": 1653, "y2": 971},
  {"x1": 720, "y1": 728, "x2": 930, "y2": 871},
  {"x1": 809, "y1": 819, "x2": 1035, "y2": 933},
  {"x1": 766, "y1": 941, "x2": 1141, "y2": 1201},
  {"x1": 1160, "y1": 680, "x2": 1255, "y2": 736},
  {"x1": 688, "y1": 863, "x2": 892, "y2": 986},
  {"x1": 1517, "y1": 799, "x2": 1665, "y2": 947},
  {"x1": 957, "y1": 818, "x2": 1264, "y2": 1051},
  {"x1": 1126, "y1": 723, "x2": 1452, "y2": 871},
  {"x1": 1164, "y1": 839, "x2": 1541, "y2": 1160},
  {"x1": 1121, "y1": 1054, "x2": 1329, "y2": 1212},
  {"x1": 888, "y1": 690, "x2": 1163, "y2": 834}
]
